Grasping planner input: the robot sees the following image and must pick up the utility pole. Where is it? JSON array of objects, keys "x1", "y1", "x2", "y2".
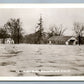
[{"x1": 18, "y1": 27, "x2": 19, "y2": 44}]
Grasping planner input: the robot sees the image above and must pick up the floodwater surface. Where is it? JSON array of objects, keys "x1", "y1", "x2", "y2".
[{"x1": 0, "y1": 44, "x2": 84, "y2": 76}]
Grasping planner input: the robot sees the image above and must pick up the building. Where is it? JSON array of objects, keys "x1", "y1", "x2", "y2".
[
  {"x1": 5, "y1": 38, "x2": 14, "y2": 44},
  {"x1": 0, "y1": 38, "x2": 14, "y2": 44},
  {"x1": 48, "y1": 36, "x2": 78, "y2": 45}
]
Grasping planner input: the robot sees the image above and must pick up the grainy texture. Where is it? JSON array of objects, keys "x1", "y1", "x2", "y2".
[{"x1": 0, "y1": 44, "x2": 84, "y2": 76}]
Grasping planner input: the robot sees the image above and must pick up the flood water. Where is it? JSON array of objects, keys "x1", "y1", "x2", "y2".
[{"x1": 0, "y1": 44, "x2": 84, "y2": 76}]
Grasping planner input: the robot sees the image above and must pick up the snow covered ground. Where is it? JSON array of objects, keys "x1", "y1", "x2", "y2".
[{"x1": 0, "y1": 44, "x2": 84, "y2": 76}]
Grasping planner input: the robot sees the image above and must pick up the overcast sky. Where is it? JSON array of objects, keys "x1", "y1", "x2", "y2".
[{"x1": 0, "y1": 8, "x2": 84, "y2": 36}]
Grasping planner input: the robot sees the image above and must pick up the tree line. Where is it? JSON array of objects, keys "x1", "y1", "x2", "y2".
[
  {"x1": 0, "y1": 16, "x2": 84, "y2": 45},
  {"x1": 0, "y1": 18, "x2": 23, "y2": 44}
]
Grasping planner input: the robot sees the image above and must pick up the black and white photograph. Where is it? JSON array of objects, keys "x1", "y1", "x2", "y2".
[{"x1": 0, "y1": 4, "x2": 84, "y2": 79}]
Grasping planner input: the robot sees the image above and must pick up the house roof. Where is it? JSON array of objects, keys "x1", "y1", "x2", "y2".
[{"x1": 48, "y1": 36, "x2": 75, "y2": 42}]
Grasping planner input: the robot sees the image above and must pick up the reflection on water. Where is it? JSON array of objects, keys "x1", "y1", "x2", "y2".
[{"x1": 0, "y1": 44, "x2": 84, "y2": 76}]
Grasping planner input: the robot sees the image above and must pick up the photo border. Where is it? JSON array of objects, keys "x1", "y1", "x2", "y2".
[{"x1": 0, "y1": 3, "x2": 84, "y2": 82}]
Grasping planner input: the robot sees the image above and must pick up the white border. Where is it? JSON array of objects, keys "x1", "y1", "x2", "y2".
[
  {"x1": 0, "y1": 77, "x2": 84, "y2": 81},
  {"x1": 0, "y1": 4, "x2": 84, "y2": 8},
  {"x1": 0, "y1": 4, "x2": 84, "y2": 81}
]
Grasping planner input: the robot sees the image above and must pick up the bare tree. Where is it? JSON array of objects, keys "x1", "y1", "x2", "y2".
[
  {"x1": 48, "y1": 24, "x2": 66, "y2": 37},
  {"x1": 73, "y1": 22, "x2": 84, "y2": 45}
]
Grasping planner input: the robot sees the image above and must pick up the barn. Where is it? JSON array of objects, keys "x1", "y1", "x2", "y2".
[{"x1": 48, "y1": 36, "x2": 78, "y2": 45}]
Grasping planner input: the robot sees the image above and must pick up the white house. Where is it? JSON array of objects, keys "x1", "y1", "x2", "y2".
[{"x1": 5, "y1": 38, "x2": 14, "y2": 44}]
